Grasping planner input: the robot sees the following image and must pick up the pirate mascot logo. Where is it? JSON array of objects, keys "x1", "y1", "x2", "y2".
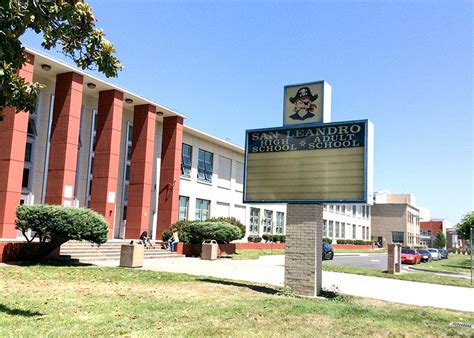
[{"x1": 289, "y1": 87, "x2": 318, "y2": 121}]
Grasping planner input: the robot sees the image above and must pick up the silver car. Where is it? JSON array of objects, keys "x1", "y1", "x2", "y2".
[{"x1": 428, "y1": 248, "x2": 440, "y2": 260}]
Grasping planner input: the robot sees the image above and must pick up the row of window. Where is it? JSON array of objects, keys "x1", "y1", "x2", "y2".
[
  {"x1": 181, "y1": 143, "x2": 244, "y2": 187},
  {"x1": 324, "y1": 204, "x2": 371, "y2": 220},
  {"x1": 249, "y1": 208, "x2": 285, "y2": 235},
  {"x1": 179, "y1": 196, "x2": 210, "y2": 221},
  {"x1": 420, "y1": 229, "x2": 432, "y2": 237},
  {"x1": 407, "y1": 211, "x2": 420, "y2": 225},
  {"x1": 323, "y1": 220, "x2": 371, "y2": 240}
]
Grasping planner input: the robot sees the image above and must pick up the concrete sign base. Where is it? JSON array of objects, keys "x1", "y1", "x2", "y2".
[{"x1": 284, "y1": 204, "x2": 323, "y2": 297}]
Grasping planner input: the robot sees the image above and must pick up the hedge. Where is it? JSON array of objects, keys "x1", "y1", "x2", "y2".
[
  {"x1": 336, "y1": 239, "x2": 373, "y2": 245},
  {"x1": 247, "y1": 235, "x2": 262, "y2": 243},
  {"x1": 163, "y1": 221, "x2": 242, "y2": 244},
  {"x1": 15, "y1": 204, "x2": 108, "y2": 261}
]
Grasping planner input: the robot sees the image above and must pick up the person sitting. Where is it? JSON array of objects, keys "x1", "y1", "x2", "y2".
[
  {"x1": 139, "y1": 231, "x2": 155, "y2": 249},
  {"x1": 167, "y1": 227, "x2": 179, "y2": 252}
]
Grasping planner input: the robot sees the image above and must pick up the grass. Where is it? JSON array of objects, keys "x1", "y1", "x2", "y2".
[
  {"x1": 1, "y1": 265, "x2": 473, "y2": 336},
  {"x1": 411, "y1": 254, "x2": 473, "y2": 275},
  {"x1": 322, "y1": 264, "x2": 474, "y2": 288},
  {"x1": 228, "y1": 248, "x2": 285, "y2": 260}
]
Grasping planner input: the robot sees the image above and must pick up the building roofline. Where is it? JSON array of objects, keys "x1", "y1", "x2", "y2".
[
  {"x1": 183, "y1": 125, "x2": 244, "y2": 154},
  {"x1": 25, "y1": 46, "x2": 186, "y2": 119}
]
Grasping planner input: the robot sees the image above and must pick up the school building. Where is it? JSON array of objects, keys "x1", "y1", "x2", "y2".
[{"x1": 0, "y1": 49, "x2": 372, "y2": 243}]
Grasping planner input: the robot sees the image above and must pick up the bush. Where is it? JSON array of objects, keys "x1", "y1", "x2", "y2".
[
  {"x1": 187, "y1": 221, "x2": 242, "y2": 244},
  {"x1": 162, "y1": 220, "x2": 193, "y2": 242},
  {"x1": 323, "y1": 237, "x2": 332, "y2": 244},
  {"x1": 271, "y1": 234, "x2": 281, "y2": 243},
  {"x1": 336, "y1": 239, "x2": 373, "y2": 245},
  {"x1": 247, "y1": 235, "x2": 262, "y2": 243},
  {"x1": 207, "y1": 217, "x2": 245, "y2": 239},
  {"x1": 15, "y1": 204, "x2": 108, "y2": 261},
  {"x1": 280, "y1": 235, "x2": 286, "y2": 243},
  {"x1": 262, "y1": 233, "x2": 272, "y2": 242}
]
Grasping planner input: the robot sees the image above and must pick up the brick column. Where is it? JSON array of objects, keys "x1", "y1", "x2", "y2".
[
  {"x1": 0, "y1": 53, "x2": 35, "y2": 238},
  {"x1": 125, "y1": 104, "x2": 156, "y2": 239},
  {"x1": 89, "y1": 90, "x2": 123, "y2": 239},
  {"x1": 284, "y1": 204, "x2": 323, "y2": 297},
  {"x1": 157, "y1": 116, "x2": 183, "y2": 238},
  {"x1": 45, "y1": 72, "x2": 84, "y2": 206},
  {"x1": 387, "y1": 243, "x2": 401, "y2": 274}
]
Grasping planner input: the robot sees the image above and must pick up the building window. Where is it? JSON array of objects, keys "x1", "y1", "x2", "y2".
[
  {"x1": 235, "y1": 161, "x2": 244, "y2": 191},
  {"x1": 341, "y1": 222, "x2": 345, "y2": 239},
  {"x1": 263, "y1": 210, "x2": 273, "y2": 233},
  {"x1": 198, "y1": 149, "x2": 213, "y2": 182},
  {"x1": 352, "y1": 224, "x2": 356, "y2": 239},
  {"x1": 328, "y1": 220, "x2": 334, "y2": 238},
  {"x1": 181, "y1": 143, "x2": 192, "y2": 177},
  {"x1": 218, "y1": 156, "x2": 232, "y2": 189},
  {"x1": 335, "y1": 221, "x2": 340, "y2": 238},
  {"x1": 323, "y1": 219, "x2": 328, "y2": 237},
  {"x1": 335, "y1": 205, "x2": 340, "y2": 214},
  {"x1": 352, "y1": 205, "x2": 357, "y2": 217},
  {"x1": 179, "y1": 196, "x2": 189, "y2": 221},
  {"x1": 392, "y1": 231, "x2": 404, "y2": 244},
  {"x1": 276, "y1": 212, "x2": 284, "y2": 234},
  {"x1": 250, "y1": 208, "x2": 260, "y2": 234},
  {"x1": 329, "y1": 205, "x2": 334, "y2": 212},
  {"x1": 341, "y1": 205, "x2": 345, "y2": 214},
  {"x1": 420, "y1": 229, "x2": 432, "y2": 237},
  {"x1": 195, "y1": 198, "x2": 210, "y2": 221}
]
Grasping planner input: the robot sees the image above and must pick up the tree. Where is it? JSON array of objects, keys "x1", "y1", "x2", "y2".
[
  {"x1": 434, "y1": 230, "x2": 446, "y2": 248},
  {"x1": 456, "y1": 211, "x2": 474, "y2": 240},
  {"x1": 15, "y1": 204, "x2": 108, "y2": 261},
  {"x1": 0, "y1": 0, "x2": 122, "y2": 121}
]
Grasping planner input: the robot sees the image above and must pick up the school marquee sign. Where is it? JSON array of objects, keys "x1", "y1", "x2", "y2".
[{"x1": 244, "y1": 83, "x2": 374, "y2": 204}]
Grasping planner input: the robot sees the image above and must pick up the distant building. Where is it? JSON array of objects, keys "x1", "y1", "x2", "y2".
[
  {"x1": 420, "y1": 219, "x2": 453, "y2": 247},
  {"x1": 371, "y1": 192, "x2": 420, "y2": 246},
  {"x1": 323, "y1": 204, "x2": 371, "y2": 242}
]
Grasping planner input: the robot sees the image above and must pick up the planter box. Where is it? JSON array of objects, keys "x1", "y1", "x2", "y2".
[
  {"x1": 176, "y1": 243, "x2": 236, "y2": 257},
  {"x1": 0, "y1": 241, "x2": 60, "y2": 262}
]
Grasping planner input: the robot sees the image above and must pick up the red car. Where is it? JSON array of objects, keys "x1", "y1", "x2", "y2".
[{"x1": 401, "y1": 249, "x2": 421, "y2": 264}]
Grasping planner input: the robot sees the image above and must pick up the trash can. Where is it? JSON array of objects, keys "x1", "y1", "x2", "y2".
[
  {"x1": 201, "y1": 239, "x2": 218, "y2": 260},
  {"x1": 119, "y1": 243, "x2": 144, "y2": 268}
]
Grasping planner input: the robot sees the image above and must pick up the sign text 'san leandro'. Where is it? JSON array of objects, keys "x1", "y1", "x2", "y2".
[{"x1": 244, "y1": 121, "x2": 373, "y2": 203}]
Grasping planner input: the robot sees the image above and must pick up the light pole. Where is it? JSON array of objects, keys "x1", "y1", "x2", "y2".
[{"x1": 470, "y1": 227, "x2": 473, "y2": 286}]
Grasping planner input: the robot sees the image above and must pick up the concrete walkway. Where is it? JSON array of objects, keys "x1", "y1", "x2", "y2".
[{"x1": 95, "y1": 255, "x2": 474, "y2": 313}]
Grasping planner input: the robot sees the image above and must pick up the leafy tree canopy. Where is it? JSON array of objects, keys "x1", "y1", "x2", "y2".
[
  {"x1": 0, "y1": 0, "x2": 122, "y2": 121},
  {"x1": 434, "y1": 230, "x2": 446, "y2": 248},
  {"x1": 456, "y1": 211, "x2": 474, "y2": 240}
]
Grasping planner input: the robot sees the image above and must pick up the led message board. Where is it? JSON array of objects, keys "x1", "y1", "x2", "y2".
[{"x1": 244, "y1": 120, "x2": 373, "y2": 204}]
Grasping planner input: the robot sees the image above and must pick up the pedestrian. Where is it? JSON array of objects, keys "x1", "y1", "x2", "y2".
[{"x1": 167, "y1": 227, "x2": 179, "y2": 252}]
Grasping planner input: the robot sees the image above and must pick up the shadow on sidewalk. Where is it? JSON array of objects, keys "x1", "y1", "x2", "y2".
[{"x1": 198, "y1": 278, "x2": 279, "y2": 295}]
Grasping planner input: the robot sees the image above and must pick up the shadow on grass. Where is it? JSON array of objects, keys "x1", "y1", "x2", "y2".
[
  {"x1": 198, "y1": 278, "x2": 279, "y2": 295},
  {"x1": 3, "y1": 260, "x2": 94, "y2": 267},
  {"x1": 0, "y1": 304, "x2": 42, "y2": 317}
]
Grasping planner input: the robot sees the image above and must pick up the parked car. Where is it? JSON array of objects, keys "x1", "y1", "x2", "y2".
[
  {"x1": 428, "y1": 248, "x2": 441, "y2": 260},
  {"x1": 401, "y1": 248, "x2": 421, "y2": 264},
  {"x1": 416, "y1": 249, "x2": 432, "y2": 262},
  {"x1": 438, "y1": 249, "x2": 448, "y2": 259},
  {"x1": 322, "y1": 242, "x2": 334, "y2": 260}
]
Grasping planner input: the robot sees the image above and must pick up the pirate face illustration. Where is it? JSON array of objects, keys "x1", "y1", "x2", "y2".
[{"x1": 289, "y1": 87, "x2": 318, "y2": 121}]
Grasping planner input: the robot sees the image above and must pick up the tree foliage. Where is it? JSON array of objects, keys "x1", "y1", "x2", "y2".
[
  {"x1": 15, "y1": 204, "x2": 108, "y2": 261},
  {"x1": 456, "y1": 211, "x2": 474, "y2": 240},
  {"x1": 434, "y1": 230, "x2": 446, "y2": 248},
  {"x1": 0, "y1": 0, "x2": 122, "y2": 120}
]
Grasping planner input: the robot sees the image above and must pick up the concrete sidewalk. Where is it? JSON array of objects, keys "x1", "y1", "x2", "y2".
[{"x1": 95, "y1": 255, "x2": 474, "y2": 313}]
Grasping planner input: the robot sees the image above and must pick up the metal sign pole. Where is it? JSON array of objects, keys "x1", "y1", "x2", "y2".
[{"x1": 471, "y1": 227, "x2": 473, "y2": 286}]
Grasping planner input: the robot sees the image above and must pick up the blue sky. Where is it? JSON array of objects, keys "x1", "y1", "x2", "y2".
[{"x1": 22, "y1": 0, "x2": 472, "y2": 224}]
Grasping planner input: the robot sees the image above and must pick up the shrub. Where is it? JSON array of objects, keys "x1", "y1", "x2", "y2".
[
  {"x1": 280, "y1": 235, "x2": 286, "y2": 243},
  {"x1": 247, "y1": 235, "x2": 262, "y2": 243},
  {"x1": 336, "y1": 239, "x2": 373, "y2": 245},
  {"x1": 187, "y1": 221, "x2": 242, "y2": 244},
  {"x1": 323, "y1": 237, "x2": 332, "y2": 244},
  {"x1": 162, "y1": 220, "x2": 193, "y2": 242},
  {"x1": 15, "y1": 204, "x2": 108, "y2": 261},
  {"x1": 207, "y1": 217, "x2": 245, "y2": 239},
  {"x1": 272, "y1": 234, "x2": 281, "y2": 243},
  {"x1": 262, "y1": 233, "x2": 273, "y2": 242}
]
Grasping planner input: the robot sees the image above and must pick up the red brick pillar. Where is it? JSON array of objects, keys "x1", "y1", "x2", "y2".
[
  {"x1": 125, "y1": 104, "x2": 156, "y2": 239},
  {"x1": 0, "y1": 53, "x2": 35, "y2": 238},
  {"x1": 157, "y1": 116, "x2": 184, "y2": 238},
  {"x1": 45, "y1": 72, "x2": 84, "y2": 206},
  {"x1": 89, "y1": 90, "x2": 123, "y2": 239}
]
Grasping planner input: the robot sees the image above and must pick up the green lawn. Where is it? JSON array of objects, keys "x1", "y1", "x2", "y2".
[
  {"x1": 228, "y1": 248, "x2": 285, "y2": 260},
  {"x1": 322, "y1": 264, "x2": 473, "y2": 288},
  {"x1": 1, "y1": 265, "x2": 473, "y2": 336},
  {"x1": 412, "y1": 254, "x2": 473, "y2": 275}
]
